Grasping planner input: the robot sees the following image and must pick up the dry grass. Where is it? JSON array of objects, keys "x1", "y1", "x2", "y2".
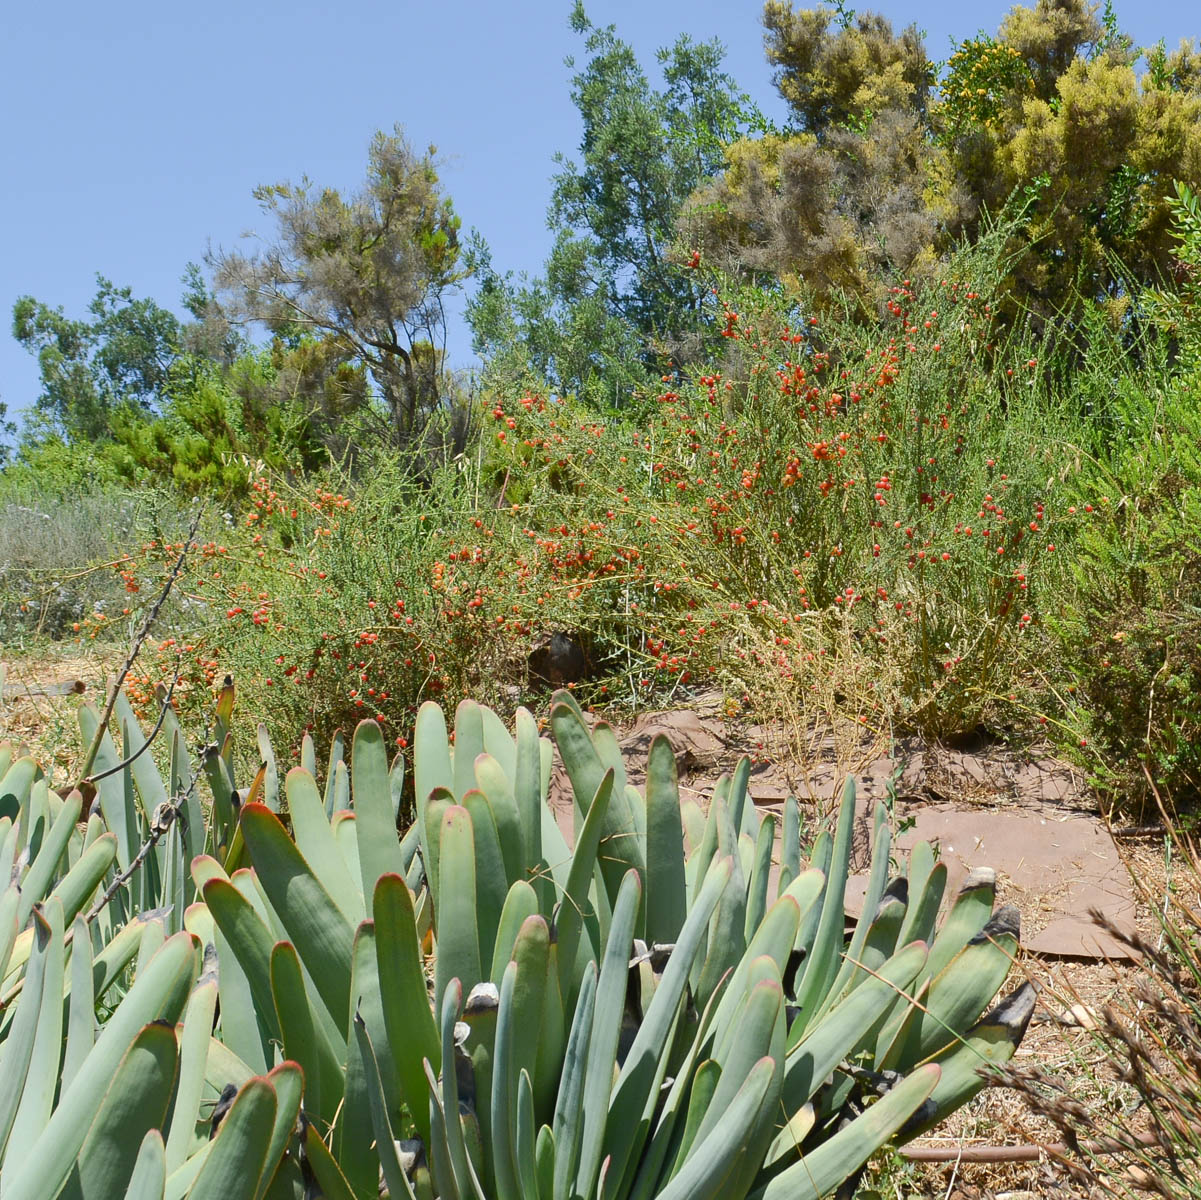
[
  {"x1": 861, "y1": 836, "x2": 1186, "y2": 1199},
  {"x1": 0, "y1": 645, "x2": 120, "y2": 785}
]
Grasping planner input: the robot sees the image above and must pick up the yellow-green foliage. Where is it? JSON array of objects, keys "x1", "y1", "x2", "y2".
[{"x1": 685, "y1": 0, "x2": 1201, "y2": 321}]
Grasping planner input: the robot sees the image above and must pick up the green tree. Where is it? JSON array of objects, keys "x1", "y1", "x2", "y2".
[
  {"x1": 0, "y1": 398, "x2": 14, "y2": 468},
  {"x1": 211, "y1": 126, "x2": 468, "y2": 446},
  {"x1": 101, "y1": 345, "x2": 362, "y2": 495},
  {"x1": 12, "y1": 276, "x2": 181, "y2": 440},
  {"x1": 469, "y1": 3, "x2": 758, "y2": 401},
  {"x1": 683, "y1": 3, "x2": 953, "y2": 308}
]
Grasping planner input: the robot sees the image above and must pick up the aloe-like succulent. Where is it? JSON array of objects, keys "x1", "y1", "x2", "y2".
[
  {"x1": 0, "y1": 739, "x2": 313, "y2": 1200},
  {"x1": 0, "y1": 684, "x2": 1032, "y2": 1198},
  {"x1": 194, "y1": 689, "x2": 1032, "y2": 1198}
]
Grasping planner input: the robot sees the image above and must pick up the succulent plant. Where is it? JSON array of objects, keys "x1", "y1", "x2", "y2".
[
  {"x1": 0, "y1": 739, "x2": 310, "y2": 1200},
  {"x1": 198, "y1": 689, "x2": 1033, "y2": 1197},
  {"x1": 0, "y1": 685, "x2": 1032, "y2": 1197}
]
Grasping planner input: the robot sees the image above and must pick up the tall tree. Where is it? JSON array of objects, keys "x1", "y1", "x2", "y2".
[
  {"x1": 762, "y1": 0, "x2": 932, "y2": 138},
  {"x1": 0, "y1": 397, "x2": 15, "y2": 468},
  {"x1": 469, "y1": 3, "x2": 758, "y2": 401},
  {"x1": 211, "y1": 127, "x2": 468, "y2": 446}
]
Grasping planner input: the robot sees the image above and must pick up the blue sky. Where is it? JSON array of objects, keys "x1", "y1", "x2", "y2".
[{"x1": 2, "y1": 0, "x2": 1196, "y2": 432}]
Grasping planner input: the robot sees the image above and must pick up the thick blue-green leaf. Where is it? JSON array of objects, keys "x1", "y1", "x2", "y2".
[
  {"x1": 165, "y1": 979, "x2": 219, "y2": 1173},
  {"x1": 188, "y1": 1077, "x2": 276, "y2": 1200},
  {"x1": 434, "y1": 805, "x2": 481, "y2": 1008},
  {"x1": 60, "y1": 1021, "x2": 179, "y2": 1200},
  {"x1": 239, "y1": 803, "x2": 353, "y2": 1029},
  {"x1": 126, "y1": 1131, "x2": 167, "y2": 1200},
  {"x1": 374, "y1": 874, "x2": 439, "y2": 1145},
  {"x1": 284, "y1": 768, "x2": 364, "y2": 923},
  {"x1": 645, "y1": 735, "x2": 687, "y2": 947},
  {"x1": 351, "y1": 720, "x2": 405, "y2": 896},
  {"x1": 5, "y1": 932, "x2": 198, "y2": 1200}
]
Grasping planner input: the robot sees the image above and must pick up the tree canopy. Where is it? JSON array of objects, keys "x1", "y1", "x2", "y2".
[
  {"x1": 211, "y1": 127, "x2": 468, "y2": 446},
  {"x1": 8, "y1": 0, "x2": 1201, "y2": 475},
  {"x1": 468, "y1": 2, "x2": 759, "y2": 402},
  {"x1": 684, "y1": 0, "x2": 1201, "y2": 321},
  {"x1": 12, "y1": 276, "x2": 181, "y2": 440}
]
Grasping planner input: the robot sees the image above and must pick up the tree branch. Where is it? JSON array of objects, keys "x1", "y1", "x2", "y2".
[{"x1": 77, "y1": 506, "x2": 202, "y2": 783}]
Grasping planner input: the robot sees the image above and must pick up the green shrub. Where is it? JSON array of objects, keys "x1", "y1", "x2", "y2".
[
  {"x1": 1048, "y1": 192, "x2": 1201, "y2": 816},
  {"x1": 0, "y1": 482, "x2": 188, "y2": 644},
  {"x1": 137, "y1": 237, "x2": 1097, "y2": 758}
]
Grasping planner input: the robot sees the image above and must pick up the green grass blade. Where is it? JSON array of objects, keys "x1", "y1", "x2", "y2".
[
  {"x1": 688, "y1": 974, "x2": 784, "y2": 1159},
  {"x1": 490, "y1": 960, "x2": 521, "y2": 1200},
  {"x1": 300, "y1": 1123, "x2": 356, "y2": 1200},
  {"x1": 816, "y1": 802, "x2": 892, "y2": 1016},
  {"x1": 490, "y1": 879, "x2": 539, "y2": 983},
  {"x1": 506, "y1": 916, "x2": 551, "y2": 1122},
  {"x1": 779, "y1": 797, "x2": 801, "y2": 898},
  {"x1": 439, "y1": 980, "x2": 483, "y2": 1198},
  {"x1": 908, "y1": 983, "x2": 1036, "y2": 1137},
  {"x1": 549, "y1": 700, "x2": 606, "y2": 843},
  {"x1": 480, "y1": 705, "x2": 516, "y2": 779},
  {"x1": 8, "y1": 897, "x2": 66, "y2": 1155},
  {"x1": 925, "y1": 867, "x2": 997, "y2": 980},
  {"x1": 416, "y1": 703, "x2": 452, "y2": 900},
  {"x1": 514, "y1": 1069, "x2": 538, "y2": 1200},
  {"x1": 911, "y1": 906, "x2": 1020, "y2": 1061},
  {"x1": 335, "y1": 924, "x2": 378, "y2": 1198},
  {"x1": 0, "y1": 882, "x2": 19, "y2": 981},
  {"x1": 415, "y1": 700, "x2": 453, "y2": 806}
]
